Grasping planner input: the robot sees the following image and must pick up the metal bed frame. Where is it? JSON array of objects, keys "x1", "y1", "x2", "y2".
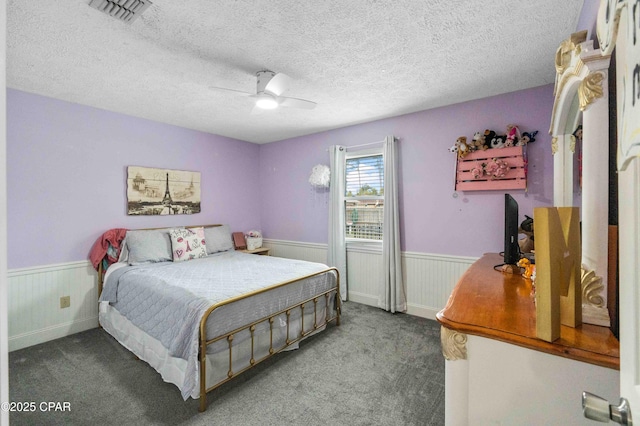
[
  {"x1": 197, "y1": 268, "x2": 340, "y2": 411},
  {"x1": 97, "y1": 225, "x2": 340, "y2": 412}
]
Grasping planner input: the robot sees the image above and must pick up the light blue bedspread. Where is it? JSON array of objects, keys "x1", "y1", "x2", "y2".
[{"x1": 100, "y1": 250, "x2": 335, "y2": 399}]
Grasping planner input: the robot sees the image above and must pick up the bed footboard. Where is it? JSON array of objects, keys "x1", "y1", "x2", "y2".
[{"x1": 198, "y1": 267, "x2": 340, "y2": 412}]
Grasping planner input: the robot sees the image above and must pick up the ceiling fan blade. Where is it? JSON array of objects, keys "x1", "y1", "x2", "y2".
[
  {"x1": 278, "y1": 96, "x2": 317, "y2": 110},
  {"x1": 264, "y1": 73, "x2": 291, "y2": 97},
  {"x1": 209, "y1": 86, "x2": 252, "y2": 96}
]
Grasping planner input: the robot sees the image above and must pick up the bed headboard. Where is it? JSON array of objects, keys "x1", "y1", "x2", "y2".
[{"x1": 97, "y1": 224, "x2": 224, "y2": 296}]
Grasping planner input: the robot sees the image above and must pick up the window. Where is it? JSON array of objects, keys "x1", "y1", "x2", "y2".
[{"x1": 344, "y1": 150, "x2": 384, "y2": 240}]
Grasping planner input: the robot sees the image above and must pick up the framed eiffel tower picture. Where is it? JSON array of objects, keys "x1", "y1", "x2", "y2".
[{"x1": 126, "y1": 166, "x2": 201, "y2": 215}]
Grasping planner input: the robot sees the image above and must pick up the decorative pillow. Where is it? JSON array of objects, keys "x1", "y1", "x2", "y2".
[
  {"x1": 204, "y1": 225, "x2": 234, "y2": 254},
  {"x1": 169, "y1": 227, "x2": 208, "y2": 262},
  {"x1": 126, "y1": 229, "x2": 173, "y2": 265}
]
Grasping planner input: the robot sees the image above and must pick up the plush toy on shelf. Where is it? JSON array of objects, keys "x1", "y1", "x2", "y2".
[
  {"x1": 490, "y1": 134, "x2": 507, "y2": 149},
  {"x1": 472, "y1": 131, "x2": 489, "y2": 151},
  {"x1": 455, "y1": 136, "x2": 471, "y2": 158},
  {"x1": 518, "y1": 130, "x2": 539, "y2": 146},
  {"x1": 483, "y1": 130, "x2": 496, "y2": 148},
  {"x1": 505, "y1": 124, "x2": 520, "y2": 147}
]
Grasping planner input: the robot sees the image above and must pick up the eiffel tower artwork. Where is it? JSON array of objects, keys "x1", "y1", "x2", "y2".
[
  {"x1": 162, "y1": 173, "x2": 173, "y2": 207},
  {"x1": 126, "y1": 166, "x2": 201, "y2": 216}
]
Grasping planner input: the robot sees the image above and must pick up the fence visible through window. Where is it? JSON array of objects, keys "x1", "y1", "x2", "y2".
[{"x1": 345, "y1": 200, "x2": 383, "y2": 240}]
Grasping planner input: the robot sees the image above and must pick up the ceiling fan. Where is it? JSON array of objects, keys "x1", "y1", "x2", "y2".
[{"x1": 211, "y1": 70, "x2": 317, "y2": 111}]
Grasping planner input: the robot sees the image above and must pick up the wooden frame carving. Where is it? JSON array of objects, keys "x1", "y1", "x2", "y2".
[
  {"x1": 549, "y1": 31, "x2": 612, "y2": 327},
  {"x1": 440, "y1": 326, "x2": 467, "y2": 361}
]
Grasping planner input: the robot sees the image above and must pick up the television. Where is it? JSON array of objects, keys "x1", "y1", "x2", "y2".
[{"x1": 504, "y1": 194, "x2": 520, "y2": 265}]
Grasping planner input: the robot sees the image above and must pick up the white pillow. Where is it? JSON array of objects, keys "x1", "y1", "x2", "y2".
[{"x1": 169, "y1": 227, "x2": 208, "y2": 262}]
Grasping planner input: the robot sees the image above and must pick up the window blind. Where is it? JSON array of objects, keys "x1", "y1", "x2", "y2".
[{"x1": 345, "y1": 154, "x2": 384, "y2": 240}]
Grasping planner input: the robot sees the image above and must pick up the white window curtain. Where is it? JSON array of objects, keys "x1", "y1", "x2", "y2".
[
  {"x1": 378, "y1": 136, "x2": 406, "y2": 312},
  {"x1": 328, "y1": 145, "x2": 347, "y2": 301}
]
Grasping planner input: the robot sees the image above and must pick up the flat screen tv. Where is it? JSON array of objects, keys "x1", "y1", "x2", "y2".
[{"x1": 504, "y1": 194, "x2": 520, "y2": 265}]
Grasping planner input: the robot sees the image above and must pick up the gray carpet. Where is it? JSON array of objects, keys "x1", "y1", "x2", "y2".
[{"x1": 8, "y1": 302, "x2": 445, "y2": 425}]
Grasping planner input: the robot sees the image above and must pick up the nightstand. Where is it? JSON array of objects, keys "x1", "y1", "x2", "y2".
[{"x1": 240, "y1": 247, "x2": 271, "y2": 256}]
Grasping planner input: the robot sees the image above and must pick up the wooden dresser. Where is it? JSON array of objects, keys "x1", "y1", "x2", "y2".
[{"x1": 436, "y1": 253, "x2": 619, "y2": 425}]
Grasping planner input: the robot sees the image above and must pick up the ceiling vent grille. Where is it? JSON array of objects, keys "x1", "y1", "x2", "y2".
[{"x1": 88, "y1": 0, "x2": 152, "y2": 23}]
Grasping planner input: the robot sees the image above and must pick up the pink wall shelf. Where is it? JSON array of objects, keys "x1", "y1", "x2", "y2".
[{"x1": 455, "y1": 146, "x2": 526, "y2": 191}]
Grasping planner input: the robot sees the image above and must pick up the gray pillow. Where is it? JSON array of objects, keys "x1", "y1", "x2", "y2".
[
  {"x1": 204, "y1": 225, "x2": 234, "y2": 254},
  {"x1": 126, "y1": 229, "x2": 173, "y2": 265}
]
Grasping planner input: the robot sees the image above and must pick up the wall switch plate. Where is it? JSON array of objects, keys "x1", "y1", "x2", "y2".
[{"x1": 60, "y1": 296, "x2": 70, "y2": 309}]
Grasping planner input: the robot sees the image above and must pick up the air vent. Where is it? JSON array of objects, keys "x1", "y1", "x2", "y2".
[{"x1": 88, "y1": 0, "x2": 152, "y2": 23}]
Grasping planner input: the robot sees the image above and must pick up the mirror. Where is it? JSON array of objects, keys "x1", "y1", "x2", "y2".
[{"x1": 549, "y1": 31, "x2": 611, "y2": 326}]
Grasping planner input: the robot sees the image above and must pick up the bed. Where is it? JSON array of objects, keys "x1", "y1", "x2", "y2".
[{"x1": 96, "y1": 224, "x2": 340, "y2": 412}]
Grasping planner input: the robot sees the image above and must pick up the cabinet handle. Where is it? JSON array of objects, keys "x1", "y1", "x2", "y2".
[{"x1": 582, "y1": 391, "x2": 633, "y2": 425}]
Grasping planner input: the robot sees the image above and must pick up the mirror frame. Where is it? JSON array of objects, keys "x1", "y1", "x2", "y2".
[{"x1": 549, "y1": 30, "x2": 612, "y2": 326}]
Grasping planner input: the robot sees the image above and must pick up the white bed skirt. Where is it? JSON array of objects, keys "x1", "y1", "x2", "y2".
[{"x1": 99, "y1": 301, "x2": 327, "y2": 399}]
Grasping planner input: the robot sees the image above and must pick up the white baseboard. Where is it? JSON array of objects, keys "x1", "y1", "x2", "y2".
[
  {"x1": 347, "y1": 291, "x2": 378, "y2": 307},
  {"x1": 405, "y1": 304, "x2": 440, "y2": 321},
  {"x1": 9, "y1": 317, "x2": 98, "y2": 352},
  {"x1": 348, "y1": 293, "x2": 444, "y2": 320}
]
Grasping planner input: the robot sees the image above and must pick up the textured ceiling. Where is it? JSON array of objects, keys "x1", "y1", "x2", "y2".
[{"x1": 7, "y1": 0, "x2": 583, "y2": 144}]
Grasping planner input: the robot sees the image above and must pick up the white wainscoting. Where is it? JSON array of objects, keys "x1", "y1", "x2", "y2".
[
  {"x1": 262, "y1": 239, "x2": 328, "y2": 264},
  {"x1": 402, "y1": 251, "x2": 477, "y2": 318},
  {"x1": 8, "y1": 261, "x2": 98, "y2": 351},
  {"x1": 7, "y1": 242, "x2": 476, "y2": 351},
  {"x1": 264, "y1": 239, "x2": 477, "y2": 320}
]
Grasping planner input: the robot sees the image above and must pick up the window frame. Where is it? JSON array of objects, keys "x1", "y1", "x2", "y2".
[{"x1": 344, "y1": 147, "x2": 385, "y2": 245}]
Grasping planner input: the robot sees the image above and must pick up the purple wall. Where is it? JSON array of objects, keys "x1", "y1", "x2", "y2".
[
  {"x1": 7, "y1": 89, "x2": 261, "y2": 269},
  {"x1": 7, "y1": 84, "x2": 557, "y2": 268},
  {"x1": 576, "y1": 0, "x2": 600, "y2": 41},
  {"x1": 259, "y1": 84, "x2": 555, "y2": 258}
]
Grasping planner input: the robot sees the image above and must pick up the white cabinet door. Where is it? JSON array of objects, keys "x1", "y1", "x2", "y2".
[
  {"x1": 589, "y1": 0, "x2": 640, "y2": 422},
  {"x1": 610, "y1": 1, "x2": 640, "y2": 417},
  {"x1": 617, "y1": 155, "x2": 640, "y2": 422}
]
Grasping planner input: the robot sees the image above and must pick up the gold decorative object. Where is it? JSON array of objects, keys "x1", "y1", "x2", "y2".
[
  {"x1": 581, "y1": 266, "x2": 605, "y2": 308},
  {"x1": 553, "y1": 30, "x2": 588, "y2": 96},
  {"x1": 578, "y1": 72, "x2": 605, "y2": 111},
  {"x1": 440, "y1": 327, "x2": 467, "y2": 361},
  {"x1": 570, "y1": 134, "x2": 576, "y2": 153},
  {"x1": 551, "y1": 137, "x2": 558, "y2": 155},
  {"x1": 534, "y1": 207, "x2": 582, "y2": 342},
  {"x1": 554, "y1": 31, "x2": 587, "y2": 77}
]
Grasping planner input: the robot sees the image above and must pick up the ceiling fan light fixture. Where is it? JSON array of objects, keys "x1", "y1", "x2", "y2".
[{"x1": 255, "y1": 94, "x2": 278, "y2": 110}]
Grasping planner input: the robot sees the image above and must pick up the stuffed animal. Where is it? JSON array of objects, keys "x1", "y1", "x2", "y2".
[
  {"x1": 472, "y1": 131, "x2": 489, "y2": 151},
  {"x1": 517, "y1": 130, "x2": 539, "y2": 146},
  {"x1": 490, "y1": 134, "x2": 506, "y2": 149},
  {"x1": 456, "y1": 136, "x2": 471, "y2": 158},
  {"x1": 517, "y1": 258, "x2": 535, "y2": 280},
  {"x1": 518, "y1": 215, "x2": 534, "y2": 253},
  {"x1": 505, "y1": 124, "x2": 520, "y2": 147},
  {"x1": 484, "y1": 130, "x2": 496, "y2": 148}
]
